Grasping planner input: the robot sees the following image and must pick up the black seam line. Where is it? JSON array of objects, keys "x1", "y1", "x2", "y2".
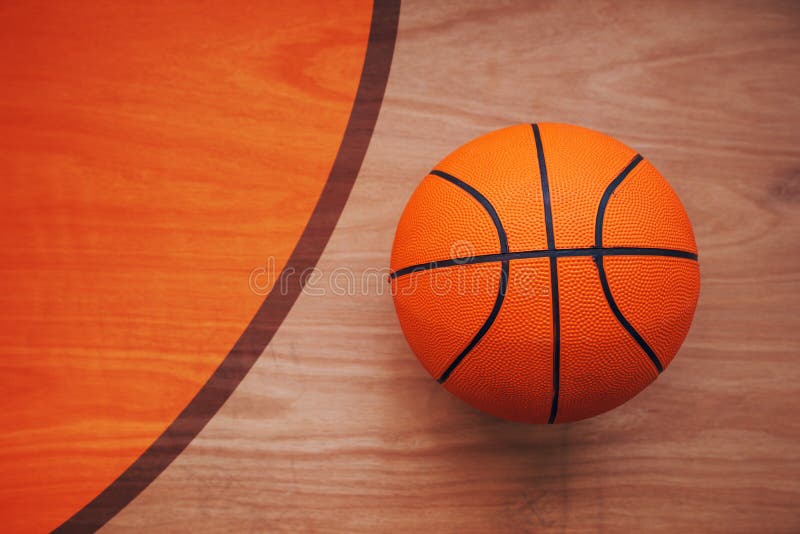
[
  {"x1": 532, "y1": 124, "x2": 556, "y2": 250},
  {"x1": 595, "y1": 256, "x2": 664, "y2": 373},
  {"x1": 429, "y1": 170, "x2": 509, "y2": 253},
  {"x1": 532, "y1": 123, "x2": 560, "y2": 425},
  {"x1": 594, "y1": 154, "x2": 663, "y2": 373},
  {"x1": 438, "y1": 261, "x2": 509, "y2": 384},
  {"x1": 389, "y1": 247, "x2": 698, "y2": 279},
  {"x1": 546, "y1": 255, "x2": 560, "y2": 424},
  {"x1": 595, "y1": 154, "x2": 643, "y2": 247},
  {"x1": 428, "y1": 170, "x2": 511, "y2": 384}
]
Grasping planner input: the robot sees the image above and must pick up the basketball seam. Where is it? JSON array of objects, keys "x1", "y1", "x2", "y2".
[
  {"x1": 594, "y1": 154, "x2": 665, "y2": 374},
  {"x1": 595, "y1": 256, "x2": 664, "y2": 373},
  {"x1": 389, "y1": 247, "x2": 698, "y2": 279},
  {"x1": 532, "y1": 123, "x2": 561, "y2": 425},
  {"x1": 437, "y1": 261, "x2": 509, "y2": 383},
  {"x1": 595, "y1": 154, "x2": 644, "y2": 247},
  {"x1": 429, "y1": 169, "x2": 510, "y2": 383},
  {"x1": 429, "y1": 170, "x2": 509, "y2": 253}
]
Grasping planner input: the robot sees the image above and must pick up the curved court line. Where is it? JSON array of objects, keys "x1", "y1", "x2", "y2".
[
  {"x1": 428, "y1": 169, "x2": 510, "y2": 383},
  {"x1": 55, "y1": 2, "x2": 400, "y2": 531},
  {"x1": 594, "y1": 154, "x2": 665, "y2": 374}
]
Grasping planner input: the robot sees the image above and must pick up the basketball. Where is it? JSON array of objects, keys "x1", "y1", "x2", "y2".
[{"x1": 390, "y1": 123, "x2": 700, "y2": 424}]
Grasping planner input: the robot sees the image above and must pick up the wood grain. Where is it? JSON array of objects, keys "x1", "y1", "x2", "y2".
[
  {"x1": 0, "y1": 2, "x2": 371, "y2": 531},
  {"x1": 6, "y1": 0, "x2": 798, "y2": 531},
  {"x1": 103, "y1": 0, "x2": 800, "y2": 532}
]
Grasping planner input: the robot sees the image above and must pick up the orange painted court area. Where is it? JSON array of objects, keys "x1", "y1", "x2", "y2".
[{"x1": 0, "y1": 1, "x2": 372, "y2": 530}]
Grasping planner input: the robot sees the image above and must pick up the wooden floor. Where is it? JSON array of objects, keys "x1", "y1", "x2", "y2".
[
  {"x1": 0, "y1": 1, "x2": 372, "y2": 531},
  {"x1": 108, "y1": 1, "x2": 800, "y2": 531},
  {"x1": 5, "y1": 0, "x2": 800, "y2": 532}
]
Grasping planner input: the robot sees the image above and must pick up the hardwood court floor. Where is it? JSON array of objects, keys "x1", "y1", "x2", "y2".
[
  {"x1": 0, "y1": 1, "x2": 373, "y2": 531},
  {"x1": 3, "y1": 1, "x2": 800, "y2": 532},
  {"x1": 108, "y1": 2, "x2": 800, "y2": 532}
]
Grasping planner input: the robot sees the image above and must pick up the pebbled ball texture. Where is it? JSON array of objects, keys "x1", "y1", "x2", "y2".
[{"x1": 390, "y1": 123, "x2": 700, "y2": 423}]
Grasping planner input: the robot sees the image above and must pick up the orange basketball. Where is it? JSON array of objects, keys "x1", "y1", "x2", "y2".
[{"x1": 390, "y1": 123, "x2": 700, "y2": 423}]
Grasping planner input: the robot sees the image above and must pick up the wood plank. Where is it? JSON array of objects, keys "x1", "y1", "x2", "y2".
[
  {"x1": 0, "y1": 2, "x2": 372, "y2": 531},
  {"x1": 101, "y1": 0, "x2": 800, "y2": 531}
]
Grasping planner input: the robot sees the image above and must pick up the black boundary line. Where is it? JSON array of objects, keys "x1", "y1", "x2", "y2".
[
  {"x1": 531, "y1": 123, "x2": 561, "y2": 425},
  {"x1": 428, "y1": 170, "x2": 509, "y2": 383},
  {"x1": 389, "y1": 246, "x2": 698, "y2": 279},
  {"x1": 594, "y1": 154, "x2": 664, "y2": 373},
  {"x1": 55, "y1": 2, "x2": 401, "y2": 531}
]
